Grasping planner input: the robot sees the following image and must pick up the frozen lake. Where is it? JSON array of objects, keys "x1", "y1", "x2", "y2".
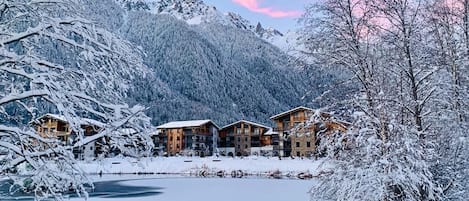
[{"x1": 1, "y1": 175, "x2": 315, "y2": 201}]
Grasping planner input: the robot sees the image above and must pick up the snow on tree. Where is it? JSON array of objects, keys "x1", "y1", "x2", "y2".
[
  {"x1": 0, "y1": 0, "x2": 153, "y2": 200},
  {"x1": 423, "y1": 0, "x2": 469, "y2": 199},
  {"x1": 307, "y1": 111, "x2": 441, "y2": 201},
  {"x1": 299, "y1": 0, "x2": 448, "y2": 200}
]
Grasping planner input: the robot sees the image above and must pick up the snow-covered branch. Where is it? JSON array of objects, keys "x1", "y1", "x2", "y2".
[{"x1": 0, "y1": 0, "x2": 153, "y2": 200}]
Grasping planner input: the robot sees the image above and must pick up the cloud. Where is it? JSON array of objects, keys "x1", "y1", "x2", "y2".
[{"x1": 232, "y1": 0, "x2": 302, "y2": 18}]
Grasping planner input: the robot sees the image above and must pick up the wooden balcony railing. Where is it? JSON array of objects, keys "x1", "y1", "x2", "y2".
[{"x1": 273, "y1": 127, "x2": 290, "y2": 132}]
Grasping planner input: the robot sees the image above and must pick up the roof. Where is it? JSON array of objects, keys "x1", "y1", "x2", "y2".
[
  {"x1": 264, "y1": 128, "x2": 278, "y2": 136},
  {"x1": 81, "y1": 118, "x2": 106, "y2": 127},
  {"x1": 35, "y1": 113, "x2": 105, "y2": 127},
  {"x1": 156, "y1": 120, "x2": 219, "y2": 129},
  {"x1": 150, "y1": 129, "x2": 159, "y2": 136},
  {"x1": 37, "y1": 114, "x2": 67, "y2": 122},
  {"x1": 221, "y1": 120, "x2": 270, "y2": 130},
  {"x1": 270, "y1": 106, "x2": 314, "y2": 120}
]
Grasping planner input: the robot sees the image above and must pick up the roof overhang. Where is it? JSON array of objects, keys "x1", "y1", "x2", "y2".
[
  {"x1": 220, "y1": 120, "x2": 270, "y2": 130},
  {"x1": 157, "y1": 120, "x2": 220, "y2": 129},
  {"x1": 269, "y1": 106, "x2": 314, "y2": 120}
]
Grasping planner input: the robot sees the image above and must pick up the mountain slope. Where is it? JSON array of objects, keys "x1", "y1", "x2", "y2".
[{"x1": 82, "y1": 0, "x2": 326, "y2": 126}]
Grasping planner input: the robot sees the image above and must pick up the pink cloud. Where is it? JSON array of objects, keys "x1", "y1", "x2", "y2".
[{"x1": 232, "y1": 0, "x2": 302, "y2": 18}]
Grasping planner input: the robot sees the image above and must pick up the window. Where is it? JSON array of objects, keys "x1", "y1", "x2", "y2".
[
  {"x1": 296, "y1": 142, "x2": 300, "y2": 147},
  {"x1": 176, "y1": 144, "x2": 180, "y2": 149},
  {"x1": 176, "y1": 136, "x2": 180, "y2": 141},
  {"x1": 170, "y1": 136, "x2": 173, "y2": 141},
  {"x1": 237, "y1": 137, "x2": 240, "y2": 142},
  {"x1": 293, "y1": 112, "x2": 300, "y2": 119},
  {"x1": 307, "y1": 142, "x2": 311, "y2": 148},
  {"x1": 237, "y1": 145, "x2": 240, "y2": 149},
  {"x1": 245, "y1": 137, "x2": 248, "y2": 142},
  {"x1": 243, "y1": 124, "x2": 249, "y2": 133},
  {"x1": 254, "y1": 128, "x2": 260, "y2": 135},
  {"x1": 296, "y1": 152, "x2": 300, "y2": 157},
  {"x1": 245, "y1": 144, "x2": 248, "y2": 149},
  {"x1": 90, "y1": 146, "x2": 93, "y2": 150}
]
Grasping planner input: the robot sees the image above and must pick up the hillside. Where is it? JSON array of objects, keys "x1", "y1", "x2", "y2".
[{"x1": 80, "y1": 0, "x2": 334, "y2": 126}]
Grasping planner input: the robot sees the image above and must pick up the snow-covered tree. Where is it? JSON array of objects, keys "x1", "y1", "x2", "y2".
[
  {"x1": 424, "y1": 0, "x2": 469, "y2": 199},
  {"x1": 299, "y1": 0, "x2": 381, "y2": 113},
  {"x1": 300, "y1": 0, "x2": 444, "y2": 200},
  {"x1": 0, "y1": 0, "x2": 153, "y2": 199},
  {"x1": 308, "y1": 111, "x2": 441, "y2": 201}
]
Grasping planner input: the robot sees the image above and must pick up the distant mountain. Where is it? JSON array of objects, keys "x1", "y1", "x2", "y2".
[
  {"x1": 78, "y1": 0, "x2": 339, "y2": 126},
  {"x1": 114, "y1": 0, "x2": 284, "y2": 41},
  {"x1": 112, "y1": 0, "x2": 309, "y2": 60}
]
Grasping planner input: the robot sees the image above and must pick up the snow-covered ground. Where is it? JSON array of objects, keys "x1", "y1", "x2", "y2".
[{"x1": 79, "y1": 156, "x2": 329, "y2": 177}]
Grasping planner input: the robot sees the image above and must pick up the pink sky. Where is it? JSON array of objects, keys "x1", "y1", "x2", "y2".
[{"x1": 231, "y1": 0, "x2": 303, "y2": 18}]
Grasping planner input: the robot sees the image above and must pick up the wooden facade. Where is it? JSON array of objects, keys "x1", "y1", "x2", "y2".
[
  {"x1": 270, "y1": 107, "x2": 314, "y2": 157},
  {"x1": 35, "y1": 114, "x2": 72, "y2": 142},
  {"x1": 271, "y1": 106, "x2": 349, "y2": 157},
  {"x1": 219, "y1": 120, "x2": 270, "y2": 156},
  {"x1": 156, "y1": 120, "x2": 219, "y2": 156},
  {"x1": 33, "y1": 114, "x2": 104, "y2": 159},
  {"x1": 34, "y1": 114, "x2": 101, "y2": 141}
]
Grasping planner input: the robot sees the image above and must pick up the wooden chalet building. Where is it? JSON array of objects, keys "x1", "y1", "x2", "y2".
[
  {"x1": 156, "y1": 120, "x2": 219, "y2": 156},
  {"x1": 218, "y1": 120, "x2": 272, "y2": 157},
  {"x1": 32, "y1": 114, "x2": 105, "y2": 159},
  {"x1": 270, "y1": 106, "x2": 350, "y2": 157},
  {"x1": 270, "y1": 107, "x2": 314, "y2": 157}
]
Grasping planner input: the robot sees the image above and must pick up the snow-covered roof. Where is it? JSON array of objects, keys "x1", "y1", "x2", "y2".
[
  {"x1": 35, "y1": 113, "x2": 105, "y2": 127},
  {"x1": 157, "y1": 120, "x2": 219, "y2": 129},
  {"x1": 221, "y1": 120, "x2": 270, "y2": 130},
  {"x1": 117, "y1": 128, "x2": 137, "y2": 134},
  {"x1": 37, "y1": 114, "x2": 68, "y2": 122},
  {"x1": 270, "y1": 106, "x2": 314, "y2": 120},
  {"x1": 150, "y1": 129, "x2": 159, "y2": 136},
  {"x1": 264, "y1": 128, "x2": 278, "y2": 136},
  {"x1": 81, "y1": 118, "x2": 106, "y2": 127}
]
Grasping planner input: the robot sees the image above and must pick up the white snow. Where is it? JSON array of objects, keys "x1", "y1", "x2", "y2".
[
  {"x1": 156, "y1": 119, "x2": 214, "y2": 129},
  {"x1": 36, "y1": 113, "x2": 68, "y2": 122},
  {"x1": 35, "y1": 113, "x2": 106, "y2": 127},
  {"x1": 270, "y1": 106, "x2": 314, "y2": 119},
  {"x1": 78, "y1": 156, "x2": 329, "y2": 176},
  {"x1": 220, "y1": 120, "x2": 270, "y2": 129},
  {"x1": 186, "y1": 16, "x2": 203, "y2": 25},
  {"x1": 264, "y1": 128, "x2": 278, "y2": 136}
]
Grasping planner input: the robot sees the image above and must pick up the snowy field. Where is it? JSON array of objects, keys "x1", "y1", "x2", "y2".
[{"x1": 78, "y1": 156, "x2": 329, "y2": 177}]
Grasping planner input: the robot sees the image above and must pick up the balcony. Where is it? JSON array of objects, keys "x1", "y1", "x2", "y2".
[
  {"x1": 43, "y1": 131, "x2": 69, "y2": 137},
  {"x1": 273, "y1": 127, "x2": 290, "y2": 132}
]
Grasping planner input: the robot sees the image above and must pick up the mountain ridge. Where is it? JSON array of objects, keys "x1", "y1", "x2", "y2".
[{"x1": 114, "y1": 0, "x2": 285, "y2": 41}]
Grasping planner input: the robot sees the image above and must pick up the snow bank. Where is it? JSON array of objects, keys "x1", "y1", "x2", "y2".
[{"x1": 78, "y1": 156, "x2": 330, "y2": 177}]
